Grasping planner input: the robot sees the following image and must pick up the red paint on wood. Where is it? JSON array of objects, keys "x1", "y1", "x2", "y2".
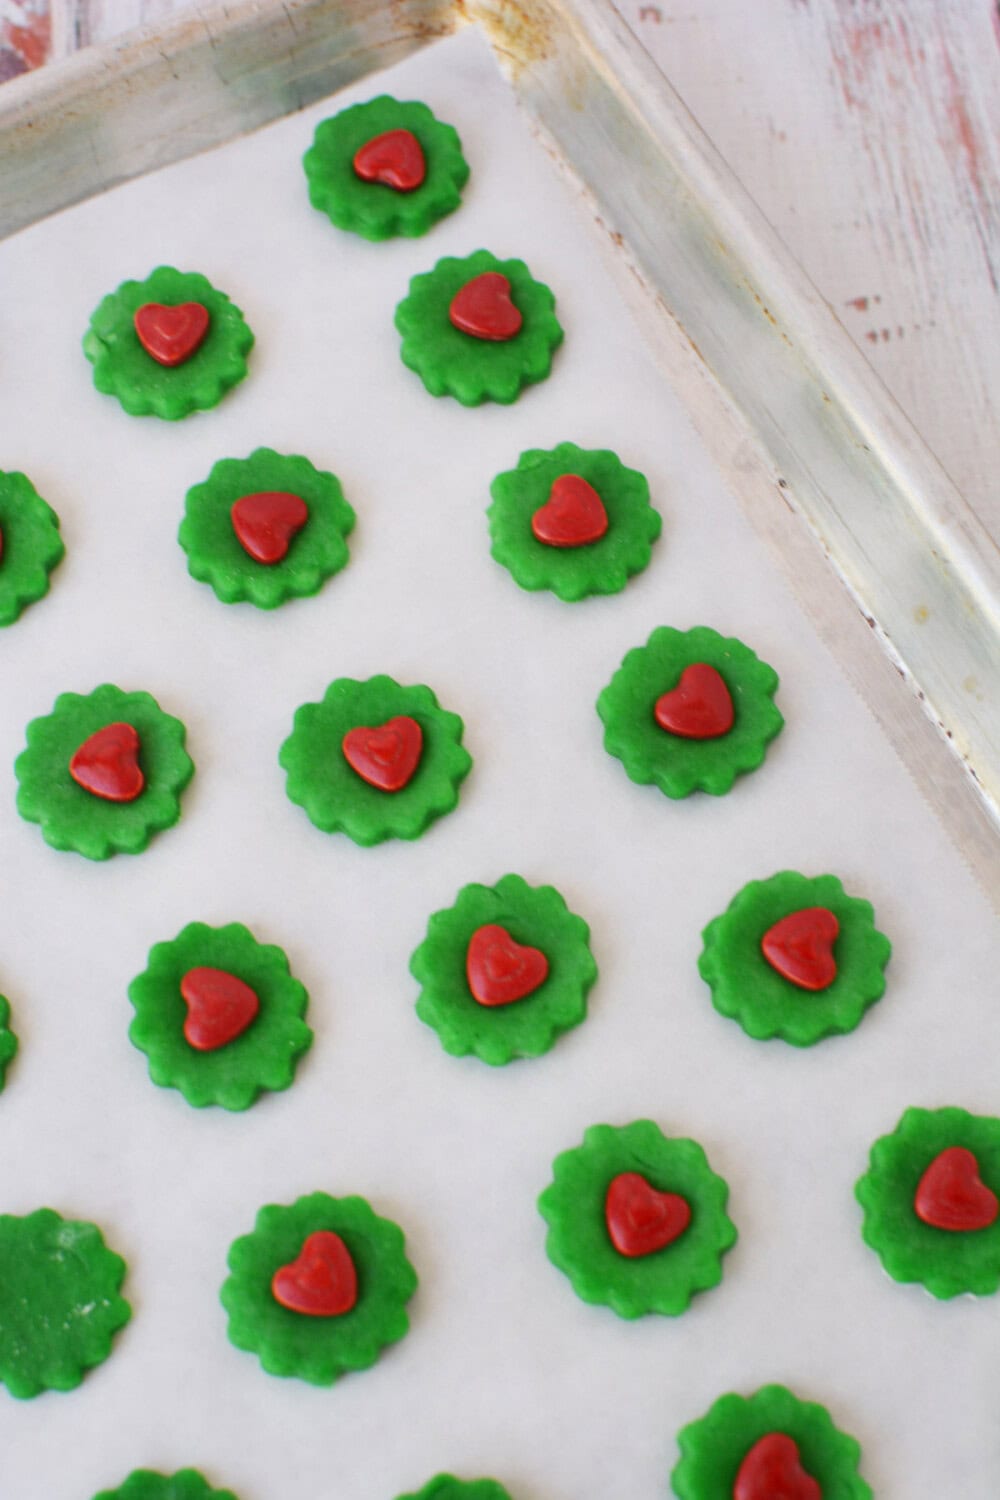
[{"x1": 2, "y1": 8, "x2": 51, "y2": 73}]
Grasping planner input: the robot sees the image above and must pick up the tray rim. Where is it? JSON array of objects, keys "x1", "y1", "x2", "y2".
[{"x1": 1, "y1": 0, "x2": 997, "y2": 903}]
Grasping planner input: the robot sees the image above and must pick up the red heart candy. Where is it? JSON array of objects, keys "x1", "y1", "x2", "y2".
[
  {"x1": 134, "y1": 302, "x2": 210, "y2": 366},
  {"x1": 604, "y1": 1172, "x2": 691, "y2": 1257},
  {"x1": 353, "y1": 128, "x2": 426, "y2": 191},
  {"x1": 342, "y1": 715, "x2": 423, "y2": 792},
  {"x1": 531, "y1": 474, "x2": 609, "y2": 548},
  {"x1": 734, "y1": 1433, "x2": 821, "y2": 1500},
  {"x1": 69, "y1": 722, "x2": 144, "y2": 802},
  {"x1": 180, "y1": 966, "x2": 260, "y2": 1051},
  {"x1": 915, "y1": 1146, "x2": 999, "y2": 1232},
  {"x1": 654, "y1": 662, "x2": 734, "y2": 739},
  {"x1": 271, "y1": 1230, "x2": 358, "y2": 1317},
  {"x1": 466, "y1": 924, "x2": 549, "y2": 1006},
  {"x1": 761, "y1": 907, "x2": 840, "y2": 992},
  {"x1": 449, "y1": 272, "x2": 523, "y2": 341},
  {"x1": 230, "y1": 491, "x2": 309, "y2": 565}
]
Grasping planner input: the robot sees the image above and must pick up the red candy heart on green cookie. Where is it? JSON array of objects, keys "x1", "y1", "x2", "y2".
[
  {"x1": 604, "y1": 1172, "x2": 691, "y2": 1257},
  {"x1": 231, "y1": 491, "x2": 309, "y2": 564},
  {"x1": 342, "y1": 715, "x2": 423, "y2": 792},
  {"x1": 271, "y1": 1230, "x2": 358, "y2": 1316},
  {"x1": 69, "y1": 722, "x2": 144, "y2": 803},
  {"x1": 734, "y1": 1433, "x2": 821, "y2": 1500},
  {"x1": 654, "y1": 662, "x2": 734, "y2": 740},
  {"x1": 449, "y1": 272, "x2": 522, "y2": 341},
  {"x1": 180, "y1": 966, "x2": 260, "y2": 1051},
  {"x1": 531, "y1": 474, "x2": 609, "y2": 548},
  {"x1": 134, "y1": 301, "x2": 210, "y2": 366},
  {"x1": 761, "y1": 908, "x2": 839, "y2": 992},
  {"x1": 353, "y1": 128, "x2": 426, "y2": 191},
  {"x1": 466, "y1": 924, "x2": 548, "y2": 1006},
  {"x1": 915, "y1": 1146, "x2": 999, "y2": 1232}
]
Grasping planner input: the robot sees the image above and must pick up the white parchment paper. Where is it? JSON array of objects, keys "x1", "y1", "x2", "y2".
[{"x1": 0, "y1": 26, "x2": 997, "y2": 1500}]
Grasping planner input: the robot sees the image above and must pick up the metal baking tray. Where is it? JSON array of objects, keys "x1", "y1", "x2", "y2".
[{"x1": 1, "y1": 0, "x2": 997, "y2": 902}]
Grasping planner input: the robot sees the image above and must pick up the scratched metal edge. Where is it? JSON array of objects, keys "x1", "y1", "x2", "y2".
[{"x1": 0, "y1": 0, "x2": 997, "y2": 901}]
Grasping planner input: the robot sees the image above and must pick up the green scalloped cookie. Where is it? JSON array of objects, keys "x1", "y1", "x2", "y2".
[
  {"x1": 698, "y1": 871, "x2": 891, "y2": 1046},
  {"x1": 280, "y1": 675, "x2": 472, "y2": 846},
  {"x1": 0, "y1": 470, "x2": 64, "y2": 626},
  {"x1": 15, "y1": 684, "x2": 194, "y2": 860},
  {"x1": 396, "y1": 1478, "x2": 513, "y2": 1500},
  {"x1": 221, "y1": 1191, "x2": 417, "y2": 1384},
  {"x1": 856, "y1": 1106, "x2": 1000, "y2": 1299},
  {"x1": 83, "y1": 266, "x2": 254, "y2": 420},
  {"x1": 488, "y1": 443, "x2": 661, "y2": 601},
  {"x1": 596, "y1": 625, "x2": 783, "y2": 798},
  {"x1": 0, "y1": 1208, "x2": 131, "y2": 1399},
  {"x1": 671, "y1": 1384, "x2": 872, "y2": 1499},
  {"x1": 304, "y1": 95, "x2": 469, "y2": 240},
  {"x1": 538, "y1": 1120, "x2": 736, "y2": 1319},
  {"x1": 0, "y1": 995, "x2": 17, "y2": 1092},
  {"x1": 128, "y1": 921, "x2": 313, "y2": 1111},
  {"x1": 93, "y1": 1471, "x2": 240, "y2": 1500},
  {"x1": 178, "y1": 447, "x2": 355, "y2": 609},
  {"x1": 395, "y1": 250, "x2": 563, "y2": 406},
  {"x1": 411, "y1": 874, "x2": 596, "y2": 1066}
]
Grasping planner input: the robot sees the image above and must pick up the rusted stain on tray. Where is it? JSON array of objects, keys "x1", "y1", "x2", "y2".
[
  {"x1": 388, "y1": 0, "x2": 461, "y2": 47},
  {"x1": 464, "y1": 0, "x2": 554, "y2": 74}
]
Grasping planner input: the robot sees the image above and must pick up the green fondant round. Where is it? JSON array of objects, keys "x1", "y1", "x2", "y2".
[
  {"x1": 179, "y1": 447, "x2": 355, "y2": 609},
  {"x1": 221, "y1": 1192, "x2": 417, "y2": 1384},
  {"x1": 596, "y1": 624, "x2": 783, "y2": 798},
  {"x1": 538, "y1": 1120, "x2": 736, "y2": 1318},
  {"x1": 280, "y1": 675, "x2": 472, "y2": 846},
  {"x1": 671, "y1": 1384, "x2": 872, "y2": 1498},
  {"x1": 395, "y1": 250, "x2": 563, "y2": 406},
  {"x1": 411, "y1": 874, "x2": 596, "y2": 1065},
  {"x1": 15, "y1": 683, "x2": 194, "y2": 859},
  {"x1": 93, "y1": 1472, "x2": 240, "y2": 1500},
  {"x1": 0, "y1": 470, "x2": 64, "y2": 626},
  {"x1": 83, "y1": 266, "x2": 253, "y2": 420},
  {"x1": 0, "y1": 1208, "x2": 131, "y2": 1399},
  {"x1": 128, "y1": 921, "x2": 313, "y2": 1110},
  {"x1": 488, "y1": 442, "x2": 660, "y2": 602},
  {"x1": 0, "y1": 995, "x2": 17, "y2": 1092},
  {"x1": 304, "y1": 95, "x2": 469, "y2": 240},
  {"x1": 698, "y1": 871, "x2": 891, "y2": 1045},
  {"x1": 395, "y1": 1479, "x2": 514, "y2": 1500},
  {"x1": 856, "y1": 1106, "x2": 1000, "y2": 1299}
]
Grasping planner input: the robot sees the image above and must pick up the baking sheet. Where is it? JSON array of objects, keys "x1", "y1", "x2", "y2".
[{"x1": 0, "y1": 26, "x2": 997, "y2": 1500}]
